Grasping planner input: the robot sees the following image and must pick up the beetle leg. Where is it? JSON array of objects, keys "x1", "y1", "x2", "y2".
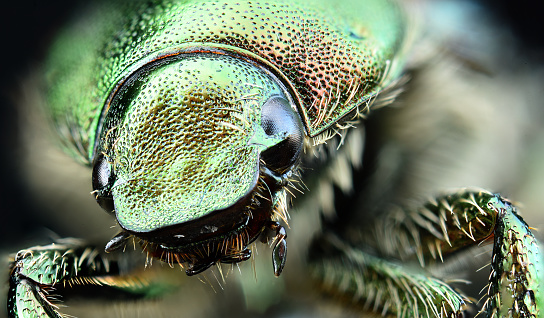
[
  {"x1": 483, "y1": 199, "x2": 544, "y2": 317},
  {"x1": 370, "y1": 188, "x2": 544, "y2": 316},
  {"x1": 8, "y1": 239, "x2": 159, "y2": 318},
  {"x1": 370, "y1": 189, "x2": 501, "y2": 265},
  {"x1": 309, "y1": 233, "x2": 469, "y2": 317},
  {"x1": 311, "y1": 189, "x2": 544, "y2": 317}
]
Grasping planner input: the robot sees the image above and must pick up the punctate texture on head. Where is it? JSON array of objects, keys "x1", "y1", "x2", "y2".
[{"x1": 106, "y1": 54, "x2": 289, "y2": 232}]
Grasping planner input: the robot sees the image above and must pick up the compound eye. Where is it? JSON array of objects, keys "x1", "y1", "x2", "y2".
[
  {"x1": 260, "y1": 96, "x2": 305, "y2": 174},
  {"x1": 92, "y1": 153, "x2": 115, "y2": 213}
]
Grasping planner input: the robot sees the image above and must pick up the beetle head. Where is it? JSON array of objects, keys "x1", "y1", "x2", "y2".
[{"x1": 91, "y1": 52, "x2": 304, "y2": 275}]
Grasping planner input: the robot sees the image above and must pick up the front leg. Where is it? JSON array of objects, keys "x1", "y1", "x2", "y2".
[
  {"x1": 8, "y1": 239, "x2": 150, "y2": 318},
  {"x1": 484, "y1": 197, "x2": 544, "y2": 317},
  {"x1": 310, "y1": 189, "x2": 544, "y2": 317}
]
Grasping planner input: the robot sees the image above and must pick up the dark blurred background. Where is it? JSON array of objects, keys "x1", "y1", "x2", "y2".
[
  {"x1": 0, "y1": 1, "x2": 89, "y2": 248},
  {"x1": 0, "y1": 0, "x2": 542, "y2": 251}
]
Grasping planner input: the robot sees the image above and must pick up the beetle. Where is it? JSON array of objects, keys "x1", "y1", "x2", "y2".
[{"x1": 5, "y1": 0, "x2": 544, "y2": 317}]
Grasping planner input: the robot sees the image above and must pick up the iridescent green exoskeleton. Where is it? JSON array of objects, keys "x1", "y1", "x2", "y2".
[
  {"x1": 312, "y1": 190, "x2": 544, "y2": 317},
  {"x1": 7, "y1": 0, "x2": 544, "y2": 317},
  {"x1": 43, "y1": 0, "x2": 405, "y2": 276}
]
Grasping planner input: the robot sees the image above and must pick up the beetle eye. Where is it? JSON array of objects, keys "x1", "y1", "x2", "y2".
[
  {"x1": 260, "y1": 96, "x2": 305, "y2": 174},
  {"x1": 92, "y1": 153, "x2": 115, "y2": 213}
]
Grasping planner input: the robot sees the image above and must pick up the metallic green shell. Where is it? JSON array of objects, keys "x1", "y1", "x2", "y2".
[
  {"x1": 45, "y1": 0, "x2": 406, "y2": 163},
  {"x1": 485, "y1": 196, "x2": 544, "y2": 318}
]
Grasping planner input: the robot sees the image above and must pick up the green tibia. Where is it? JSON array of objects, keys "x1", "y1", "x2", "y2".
[
  {"x1": 312, "y1": 190, "x2": 544, "y2": 317},
  {"x1": 310, "y1": 234, "x2": 468, "y2": 318},
  {"x1": 371, "y1": 189, "x2": 501, "y2": 265},
  {"x1": 485, "y1": 198, "x2": 544, "y2": 318},
  {"x1": 107, "y1": 54, "x2": 290, "y2": 232},
  {"x1": 44, "y1": 0, "x2": 406, "y2": 163},
  {"x1": 8, "y1": 240, "x2": 158, "y2": 318}
]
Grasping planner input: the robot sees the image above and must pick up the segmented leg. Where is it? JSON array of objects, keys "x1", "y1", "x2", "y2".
[
  {"x1": 370, "y1": 189, "x2": 501, "y2": 265},
  {"x1": 310, "y1": 233, "x2": 469, "y2": 317},
  {"x1": 310, "y1": 189, "x2": 543, "y2": 317},
  {"x1": 483, "y1": 197, "x2": 543, "y2": 318},
  {"x1": 8, "y1": 239, "x2": 153, "y2": 318}
]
